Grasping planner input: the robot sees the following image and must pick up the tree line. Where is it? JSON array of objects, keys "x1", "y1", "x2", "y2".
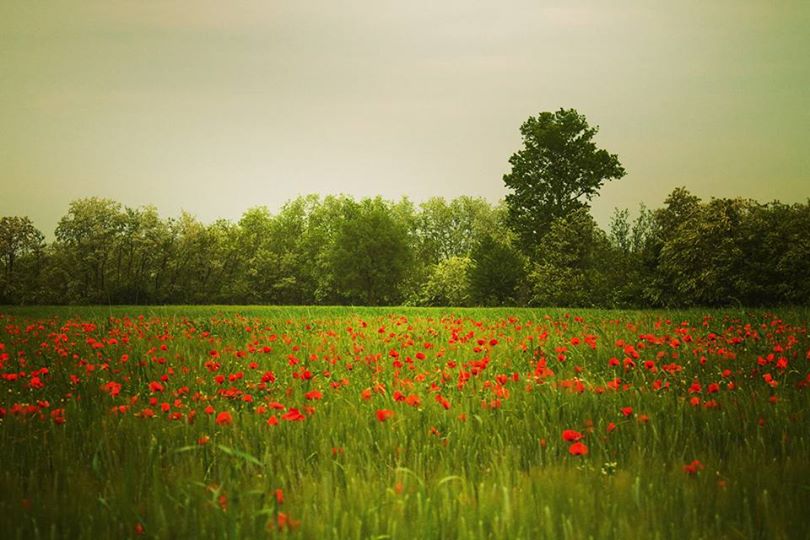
[
  {"x1": 3, "y1": 108, "x2": 808, "y2": 307},
  {"x1": 1, "y1": 189, "x2": 808, "y2": 307}
]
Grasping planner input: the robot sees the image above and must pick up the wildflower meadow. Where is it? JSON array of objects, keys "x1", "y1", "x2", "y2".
[{"x1": 1, "y1": 306, "x2": 808, "y2": 539}]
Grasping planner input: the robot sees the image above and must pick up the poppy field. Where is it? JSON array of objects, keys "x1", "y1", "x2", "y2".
[{"x1": 1, "y1": 306, "x2": 809, "y2": 539}]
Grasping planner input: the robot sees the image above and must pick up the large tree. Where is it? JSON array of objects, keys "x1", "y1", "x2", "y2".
[
  {"x1": 329, "y1": 197, "x2": 414, "y2": 305},
  {"x1": 468, "y1": 234, "x2": 527, "y2": 306},
  {"x1": 0, "y1": 216, "x2": 44, "y2": 302},
  {"x1": 529, "y1": 208, "x2": 612, "y2": 307},
  {"x1": 54, "y1": 198, "x2": 126, "y2": 302},
  {"x1": 414, "y1": 196, "x2": 502, "y2": 264},
  {"x1": 0, "y1": 216, "x2": 43, "y2": 278},
  {"x1": 418, "y1": 256, "x2": 473, "y2": 307},
  {"x1": 503, "y1": 108, "x2": 626, "y2": 253}
]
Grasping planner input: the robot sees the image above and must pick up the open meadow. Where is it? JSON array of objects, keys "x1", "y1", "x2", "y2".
[{"x1": 1, "y1": 306, "x2": 809, "y2": 539}]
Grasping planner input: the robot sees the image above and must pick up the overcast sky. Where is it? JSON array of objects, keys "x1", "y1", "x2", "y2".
[{"x1": 2, "y1": 1, "x2": 808, "y2": 236}]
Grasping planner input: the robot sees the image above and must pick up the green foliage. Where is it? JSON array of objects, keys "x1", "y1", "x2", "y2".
[
  {"x1": 658, "y1": 197, "x2": 750, "y2": 306},
  {"x1": 607, "y1": 208, "x2": 631, "y2": 253},
  {"x1": 2, "y1": 189, "x2": 809, "y2": 307},
  {"x1": 469, "y1": 235, "x2": 527, "y2": 306},
  {"x1": 653, "y1": 192, "x2": 810, "y2": 307},
  {"x1": 415, "y1": 196, "x2": 504, "y2": 265},
  {"x1": 503, "y1": 109, "x2": 626, "y2": 253},
  {"x1": 0, "y1": 216, "x2": 44, "y2": 303},
  {"x1": 236, "y1": 195, "x2": 333, "y2": 305},
  {"x1": 418, "y1": 256, "x2": 473, "y2": 306},
  {"x1": 774, "y1": 202, "x2": 810, "y2": 304},
  {"x1": 529, "y1": 208, "x2": 612, "y2": 307},
  {"x1": 604, "y1": 203, "x2": 658, "y2": 307},
  {"x1": 329, "y1": 197, "x2": 414, "y2": 305},
  {"x1": 54, "y1": 198, "x2": 126, "y2": 303}
]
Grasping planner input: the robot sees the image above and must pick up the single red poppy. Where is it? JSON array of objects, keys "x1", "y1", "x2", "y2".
[
  {"x1": 568, "y1": 441, "x2": 588, "y2": 456},
  {"x1": 562, "y1": 429, "x2": 583, "y2": 442}
]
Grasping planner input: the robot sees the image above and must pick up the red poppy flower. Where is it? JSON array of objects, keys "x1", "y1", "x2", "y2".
[
  {"x1": 683, "y1": 459, "x2": 704, "y2": 475},
  {"x1": 568, "y1": 441, "x2": 588, "y2": 456},
  {"x1": 103, "y1": 381, "x2": 122, "y2": 397},
  {"x1": 562, "y1": 429, "x2": 584, "y2": 442},
  {"x1": 50, "y1": 408, "x2": 65, "y2": 425},
  {"x1": 215, "y1": 411, "x2": 233, "y2": 426},
  {"x1": 277, "y1": 511, "x2": 301, "y2": 531},
  {"x1": 282, "y1": 408, "x2": 305, "y2": 422},
  {"x1": 376, "y1": 409, "x2": 394, "y2": 422}
]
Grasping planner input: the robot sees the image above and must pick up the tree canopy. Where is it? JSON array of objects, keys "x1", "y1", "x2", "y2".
[
  {"x1": 329, "y1": 197, "x2": 413, "y2": 305},
  {"x1": 503, "y1": 108, "x2": 626, "y2": 253},
  {"x1": 1, "y1": 189, "x2": 809, "y2": 307}
]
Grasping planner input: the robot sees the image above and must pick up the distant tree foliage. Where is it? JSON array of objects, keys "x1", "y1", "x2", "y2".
[
  {"x1": 0, "y1": 216, "x2": 44, "y2": 303},
  {"x1": 468, "y1": 235, "x2": 528, "y2": 306},
  {"x1": 503, "y1": 108, "x2": 626, "y2": 255},
  {"x1": 418, "y1": 256, "x2": 473, "y2": 307},
  {"x1": 1, "y1": 189, "x2": 808, "y2": 307},
  {"x1": 529, "y1": 208, "x2": 612, "y2": 307},
  {"x1": 329, "y1": 197, "x2": 413, "y2": 305}
]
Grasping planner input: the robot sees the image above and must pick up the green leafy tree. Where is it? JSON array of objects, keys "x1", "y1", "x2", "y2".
[
  {"x1": 654, "y1": 187, "x2": 701, "y2": 243},
  {"x1": 774, "y1": 201, "x2": 810, "y2": 304},
  {"x1": 105, "y1": 205, "x2": 170, "y2": 303},
  {"x1": 54, "y1": 198, "x2": 127, "y2": 302},
  {"x1": 503, "y1": 108, "x2": 626, "y2": 254},
  {"x1": 0, "y1": 216, "x2": 43, "y2": 277},
  {"x1": 418, "y1": 256, "x2": 473, "y2": 306},
  {"x1": 629, "y1": 203, "x2": 656, "y2": 255},
  {"x1": 301, "y1": 195, "x2": 354, "y2": 304},
  {"x1": 658, "y1": 197, "x2": 751, "y2": 306},
  {"x1": 204, "y1": 219, "x2": 243, "y2": 303},
  {"x1": 409, "y1": 196, "x2": 501, "y2": 303},
  {"x1": 608, "y1": 208, "x2": 631, "y2": 253},
  {"x1": 655, "y1": 197, "x2": 810, "y2": 307},
  {"x1": 468, "y1": 234, "x2": 527, "y2": 306},
  {"x1": 160, "y1": 212, "x2": 210, "y2": 303},
  {"x1": 329, "y1": 197, "x2": 414, "y2": 305},
  {"x1": 0, "y1": 216, "x2": 44, "y2": 303},
  {"x1": 605, "y1": 204, "x2": 658, "y2": 307},
  {"x1": 232, "y1": 206, "x2": 274, "y2": 303},
  {"x1": 415, "y1": 196, "x2": 502, "y2": 264},
  {"x1": 249, "y1": 194, "x2": 349, "y2": 305},
  {"x1": 632, "y1": 187, "x2": 703, "y2": 306},
  {"x1": 9, "y1": 190, "x2": 809, "y2": 307},
  {"x1": 529, "y1": 208, "x2": 612, "y2": 307}
]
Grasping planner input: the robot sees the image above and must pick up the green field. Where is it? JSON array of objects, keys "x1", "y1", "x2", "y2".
[{"x1": 1, "y1": 306, "x2": 808, "y2": 539}]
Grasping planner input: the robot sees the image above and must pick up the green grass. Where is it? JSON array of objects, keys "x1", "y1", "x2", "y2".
[{"x1": 0, "y1": 306, "x2": 808, "y2": 539}]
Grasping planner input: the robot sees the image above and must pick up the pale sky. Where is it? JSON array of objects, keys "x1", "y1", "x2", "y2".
[{"x1": 1, "y1": 1, "x2": 808, "y2": 237}]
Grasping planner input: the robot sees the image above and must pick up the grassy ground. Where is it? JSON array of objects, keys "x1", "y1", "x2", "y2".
[{"x1": 0, "y1": 306, "x2": 808, "y2": 539}]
